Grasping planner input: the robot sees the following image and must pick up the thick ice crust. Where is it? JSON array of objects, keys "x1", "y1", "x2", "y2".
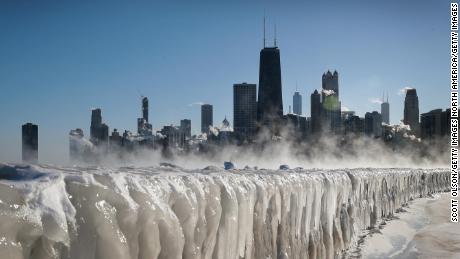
[{"x1": 0, "y1": 164, "x2": 449, "y2": 259}]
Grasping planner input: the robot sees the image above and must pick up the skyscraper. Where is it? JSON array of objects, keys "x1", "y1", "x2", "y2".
[
  {"x1": 283, "y1": 113, "x2": 307, "y2": 139},
  {"x1": 257, "y1": 46, "x2": 283, "y2": 134},
  {"x1": 365, "y1": 111, "x2": 382, "y2": 137},
  {"x1": 233, "y1": 83, "x2": 257, "y2": 140},
  {"x1": 293, "y1": 91, "x2": 302, "y2": 115},
  {"x1": 322, "y1": 70, "x2": 339, "y2": 97},
  {"x1": 201, "y1": 104, "x2": 213, "y2": 134},
  {"x1": 404, "y1": 88, "x2": 420, "y2": 135},
  {"x1": 90, "y1": 108, "x2": 102, "y2": 131},
  {"x1": 343, "y1": 115, "x2": 365, "y2": 135},
  {"x1": 420, "y1": 108, "x2": 450, "y2": 139},
  {"x1": 180, "y1": 119, "x2": 191, "y2": 139},
  {"x1": 321, "y1": 70, "x2": 341, "y2": 132},
  {"x1": 160, "y1": 125, "x2": 181, "y2": 148},
  {"x1": 310, "y1": 89, "x2": 321, "y2": 134},
  {"x1": 179, "y1": 119, "x2": 191, "y2": 148},
  {"x1": 109, "y1": 129, "x2": 122, "y2": 148},
  {"x1": 90, "y1": 108, "x2": 109, "y2": 146},
  {"x1": 364, "y1": 112, "x2": 373, "y2": 135},
  {"x1": 381, "y1": 94, "x2": 390, "y2": 124},
  {"x1": 142, "y1": 96, "x2": 149, "y2": 122},
  {"x1": 138, "y1": 97, "x2": 153, "y2": 135},
  {"x1": 22, "y1": 123, "x2": 38, "y2": 163},
  {"x1": 442, "y1": 108, "x2": 451, "y2": 136}
]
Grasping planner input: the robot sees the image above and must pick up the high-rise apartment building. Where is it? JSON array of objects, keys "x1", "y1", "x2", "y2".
[
  {"x1": 293, "y1": 91, "x2": 302, "y2": 115},
  {"x1": 201, "y1": 104, "x2": 213, "y2": 134},
  {"x1": 257, "y1": 46, "x2": 283, "y2": 134},
  {"x1": 233, "y1": 83, "x2": 257, "y2": 141},
  {"x1": 22, "y1": 123, "x2": 38, "y2": 163},
  {"x1": 404, "y1": 88, "x2": 420, "y2": 135}
]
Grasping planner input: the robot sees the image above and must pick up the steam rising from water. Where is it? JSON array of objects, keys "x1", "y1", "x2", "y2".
[{"x1": 74, "y1": 132, "x2": 448, "y2": 170}]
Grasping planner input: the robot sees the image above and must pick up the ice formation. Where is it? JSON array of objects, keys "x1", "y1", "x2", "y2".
[{"x1": 0, "y1": 164, "x2": 449, "y2": 259}]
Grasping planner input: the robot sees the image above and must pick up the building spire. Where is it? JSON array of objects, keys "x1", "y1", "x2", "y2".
[{"x1": 263, "y1": 13, "x2": 266, "y2": 48}]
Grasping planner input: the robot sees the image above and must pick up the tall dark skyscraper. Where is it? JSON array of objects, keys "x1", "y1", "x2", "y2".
[
  {"x1": 201, "y1": 104, "x2": 213, "y2": 134},
  {"x1": 180, "y1": 119, "x2": 191, "y2": 139},
  {"x1": 257, "y1": 46, "x2": 283, "y2": 134},
  {"x1": 321, "y1": 70, "x2": 341, "y2": 132},
  {"x1": 142, "y1": 96, "x2": 149, "y2": 122},
  {"x1": 322, "y1": 70, "x2": 339, "y2": 97},
  {"x1": 91, "y1": 108, "x2": 102, "y2": 129},
  {"x1": 404, "y1": 88, "x2": 420, "y2": 135},
  {"x1": 343, "y1": 115, "x2": 365, "y2": 135},
  {"x1": 381, "y1": 94, "x2": 390, "y2": 124},
  {"x1": 138, "y1": 97, "x2": 153, "y2": 135},
  {"x1": 22, "y1": 122, "x2": 38, "y2": 163},
  {"x1": 310, "y1": 89, "x2": 321, "y2": 134},
  {"x1": 90, "y1": 108, "x2": 109, "y2": 146},
  {"x1": 364, "y1": 111, "x2": 382, "y2": 137},
  {"x1": 179, "y1": 119, "x2": 191, "y2": 148},
  {"x1": 420, "y1": 108, "x2": 450, "y2": 139},
  {"x1": 293, "y1": 91, "x2": 302, "y2": 115},
  {"x1": 233, "y1": 83, "x2": 257, "y2": 140},
  {"x1": 442, "y1": 108, "x2": 451, "y2": 136}
]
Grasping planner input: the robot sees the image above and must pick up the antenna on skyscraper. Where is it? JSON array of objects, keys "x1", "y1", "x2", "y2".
[
  {"x1": 263, "y1": 12, "x2": 266, "y2": 48},
  {"x1": 296, "y1": 81, "x2": 298, "y2": 91},
  {"x1": 274, "y1": 22, "x2": 277, "y2": 47}
]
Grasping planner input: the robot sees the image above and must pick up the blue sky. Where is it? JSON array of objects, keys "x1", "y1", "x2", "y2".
[{"x1": 0, "y1": 0, "x2": 450, "y2": 163}]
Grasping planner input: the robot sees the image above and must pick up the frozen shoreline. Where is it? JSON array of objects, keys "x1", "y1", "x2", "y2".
[
  {"x1": 358, "y1": 193, "x2": 460, "y2": 259},
  {"x1": 0, "y1": 164, "x2": 450, "y2": 259}
]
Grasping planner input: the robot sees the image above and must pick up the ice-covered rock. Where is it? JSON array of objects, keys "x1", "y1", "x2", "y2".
[
  {"x1": 0, "y1": 164, "x2": 47, "y2": 180},
  {"x1": 0, "y1": 163, "x2": 449, "y2": 259},
  {"x1": 159, "y1": 162, "x2": 180, "y2": 169}
]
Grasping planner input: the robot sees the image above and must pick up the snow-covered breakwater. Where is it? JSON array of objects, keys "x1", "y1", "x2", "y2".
[{"x1": 0, "y1": 164, "x2": 449, "y2": 259}]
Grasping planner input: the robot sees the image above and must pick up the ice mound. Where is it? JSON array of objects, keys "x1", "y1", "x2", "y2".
[
  {"x1": 0, "y1": 165, "x2": 449, "y2": 259},
  {"x1": 0, "y1": 164, "x2": 48, "y2": 181},
  {"x1": 202, "y1": 165, "x2": 220, "y2": 170},
  {"x1": 159, "y1": 162, "x2": 181, "y2": 169}
]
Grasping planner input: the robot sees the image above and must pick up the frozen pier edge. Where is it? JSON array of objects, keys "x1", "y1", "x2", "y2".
[{"x1": 0, "y1": 164, "x2": 449, "y2": 259}]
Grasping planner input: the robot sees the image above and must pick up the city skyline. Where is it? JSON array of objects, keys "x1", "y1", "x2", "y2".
[{"x1": 0, "y1": 0, "x2": 450, "y2": 163}]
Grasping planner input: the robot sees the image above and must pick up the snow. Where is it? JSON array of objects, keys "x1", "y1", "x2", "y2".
[
  {"x1": 359, "y1": 193, "x2": 460, "y2": 259},
  {"x1": 0, "y1": 163, "x2": 449, "y2": 259}
]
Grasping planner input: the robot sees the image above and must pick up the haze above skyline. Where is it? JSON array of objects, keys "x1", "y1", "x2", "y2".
[{"x1": 0, "y1": 0, "x2": 450, "y2": 163}]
